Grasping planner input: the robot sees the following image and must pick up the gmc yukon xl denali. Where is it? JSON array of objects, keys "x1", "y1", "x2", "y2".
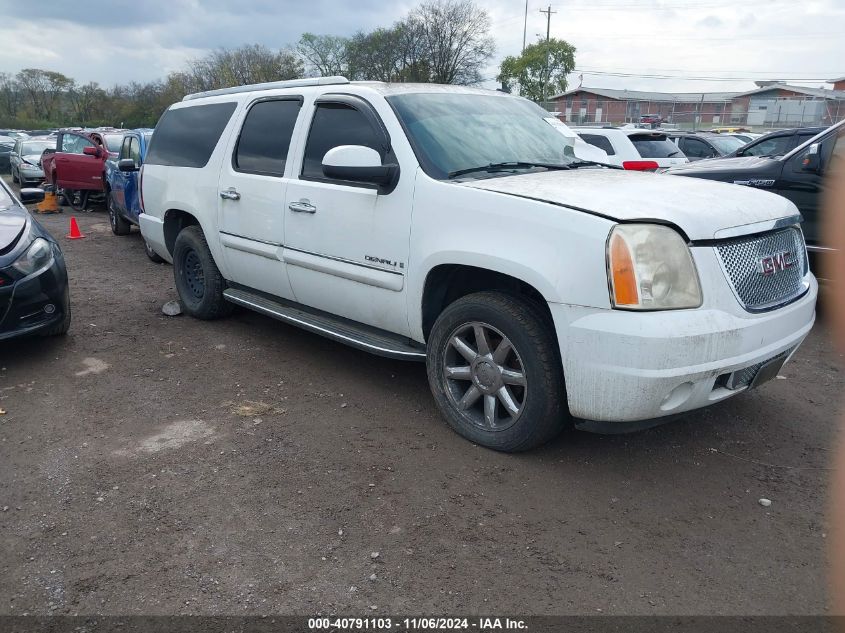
[{"x1": 139, "y1": 78, "x2": 817, "y2": 452}]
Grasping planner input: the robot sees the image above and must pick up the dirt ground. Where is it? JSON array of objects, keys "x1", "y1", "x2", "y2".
[{"x1": 0, "y1": 177, "x2": 842, "y2": 616}]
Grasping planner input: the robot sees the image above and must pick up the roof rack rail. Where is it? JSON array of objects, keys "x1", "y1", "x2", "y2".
[{"x1": 182, "y1": 76, "x2": 350, "y2": 101}]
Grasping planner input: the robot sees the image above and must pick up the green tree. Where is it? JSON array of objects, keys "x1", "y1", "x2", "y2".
[
  {"x1": 296, "y1": 33, "x2": 350, "y2": 77},
  {"x1": 498, "y1": 38, "x2": 576, "y2": 102}
]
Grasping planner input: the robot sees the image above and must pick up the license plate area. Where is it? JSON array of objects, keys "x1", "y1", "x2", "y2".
[{"x1": 721, "y1": 349, "x2": 792, "y2": 391}]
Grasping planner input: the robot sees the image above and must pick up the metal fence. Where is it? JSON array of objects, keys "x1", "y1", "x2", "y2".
[{"x1": 540, "y1": 96, "x2": 845, "y2": 131}]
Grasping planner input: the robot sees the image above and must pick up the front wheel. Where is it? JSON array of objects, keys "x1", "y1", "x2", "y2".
[
  {"x1": 426, "y1": 291, "x2": 568, "y2": 452},
  {"x1": 172, "y1": 225, "x2": 232, "y2": 320}
]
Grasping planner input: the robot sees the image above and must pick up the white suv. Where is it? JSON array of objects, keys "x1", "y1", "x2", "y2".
[
  {"x1": 138, "y1": 78, "x2": 816, "y2": 451},
  {"x1": 575, "y1": 127, "x2": 689, "y2": 170}
]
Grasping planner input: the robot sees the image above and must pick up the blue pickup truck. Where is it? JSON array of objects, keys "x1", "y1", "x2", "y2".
[{"x1": 105, "y1": 128, "x2": 162, "y2": 262}]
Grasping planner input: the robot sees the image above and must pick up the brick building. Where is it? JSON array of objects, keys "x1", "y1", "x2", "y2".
[{"x1": 551, "y1": 79, "x2": 845, "y2": 128}]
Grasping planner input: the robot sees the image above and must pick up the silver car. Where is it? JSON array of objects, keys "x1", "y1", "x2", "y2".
[{"x1": 10, "y1": 137, "x2": 56, "y2": 185}]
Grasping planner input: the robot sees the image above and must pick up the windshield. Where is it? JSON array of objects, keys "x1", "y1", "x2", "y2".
[
  {"x1": 104, "y1": 133, "x2": 125, "y2": 152},
  {"x1": 387, "y1": 93, "x2": 578, "y2": 179},
  {"x1": 707, "y1": 135, "x2": 745, "y2": 154},
  {"x1": 21, "y1": 141, "x2": 55, "y2": 155}
]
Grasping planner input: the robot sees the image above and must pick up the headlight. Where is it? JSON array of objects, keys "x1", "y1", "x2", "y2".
[
  {"x1": 12, "y1": 238, "x2": 53, "y2": 276},
  {"x1": 607, "y1": 224, "x2": 702, "y2": 310}
]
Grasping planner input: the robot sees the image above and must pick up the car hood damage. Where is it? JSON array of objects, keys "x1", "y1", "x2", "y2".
[{"x1": 460, "y1": 168, "x2": 799, "y2": 241}]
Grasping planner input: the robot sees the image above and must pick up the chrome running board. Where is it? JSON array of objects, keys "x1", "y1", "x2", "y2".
[{"x1": 223, "y1": 288, "x2": 426, "y2": 361}]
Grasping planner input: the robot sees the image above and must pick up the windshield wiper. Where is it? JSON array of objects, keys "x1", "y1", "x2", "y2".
[
  {"x1": 447, "y1": 161, "x2": 571, "y2": 179},
  {"x1": 566, "y1": 159, "x2": 620, "y2": 169},
  {"x1": 667, "y1": 151, "x2": 682, "y2": 157}
]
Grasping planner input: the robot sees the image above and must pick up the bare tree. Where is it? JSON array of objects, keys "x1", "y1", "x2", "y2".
[
  {"x1": 410, "y1": 0, "x2": 494, "y2": 84},
  {"x1": 0, "y1": 73, "x2": 22, "y2": 119},
  {"x1": 186, "y1": 45, "x2": 304, "y2": 92},
  {"x1": 296, "y1": 33, "x2": 350, "y2": 77}
]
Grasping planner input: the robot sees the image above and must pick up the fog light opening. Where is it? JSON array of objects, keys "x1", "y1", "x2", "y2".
[
  {"x1": 660, "y1": 382, "x2": 694, "y2": 412},
  {"x1": 43, "y1": 304, "x2": 56, "y2": 315}
]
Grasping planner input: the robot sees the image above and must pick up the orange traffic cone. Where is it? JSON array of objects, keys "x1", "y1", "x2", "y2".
[{"x1": 67, "y1": 217, "x2": 85, "y2": 240}]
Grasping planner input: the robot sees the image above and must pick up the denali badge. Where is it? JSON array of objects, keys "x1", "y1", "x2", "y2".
[{"x1": 759, "y1": 250, "x2": 796, "y2": 276}]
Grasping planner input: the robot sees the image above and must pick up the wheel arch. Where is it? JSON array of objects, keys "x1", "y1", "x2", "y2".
[
  {"x1": 419, "y1": 261, "x2": 557, "y2": 343},
  {"x1": 163, "y1": 208, "x2": 201, "y2": 257}
]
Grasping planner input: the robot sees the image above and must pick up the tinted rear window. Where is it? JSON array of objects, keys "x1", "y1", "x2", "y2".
[
  {"x1": 146, "y1": 102, "x2": 237, "y2": 168},
  {"x1": 235, "y1": 99, "x2": 301, "y2": 176},
  {"x1": 579, "y1": 133, "x2": 615, "y2": 156},
  {"x1": 629, "y1": 135, "x2": 681, "y2": 158}
]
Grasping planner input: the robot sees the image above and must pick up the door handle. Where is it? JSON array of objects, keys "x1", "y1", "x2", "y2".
[
  {"x1": 288, "y1": 200, "x2": 317, "y2": 214},
  {"x1": 219, "y1": 188, "x2": 241, "y2": 201}
]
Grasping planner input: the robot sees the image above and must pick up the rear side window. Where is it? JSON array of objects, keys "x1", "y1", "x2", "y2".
[
  {"x1": 629, "y1": 134, "x2": 681, "y2": 158},
  {"x1": 578, "y1": 133, "x2": 615, "y2": 156},
  {"x1": 302, "y1": 103, "x2": 383, "y2": 180},
  {"x1": 234, "y1": 99, "x2": 301, "y2": 176},
  {"x1": 146, "y1": 102, "x2": 237, "y2": 168}
]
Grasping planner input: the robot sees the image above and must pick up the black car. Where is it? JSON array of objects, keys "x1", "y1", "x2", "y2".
[
  {"x1": 728, "y1": 126, "x2": 826, "y2": 159},
  {"x1": 0, "y1": 181, "x2": 71, "y2": 340},
  {"x1": 665, "y1": 120, "x2": 844, "y2": 263},
  {"x1": 0, "y1": 135, "x2": 15, "y2": 172},
  {"x1": 666, "y1": 132, "x2": 746, "y2": 161}
]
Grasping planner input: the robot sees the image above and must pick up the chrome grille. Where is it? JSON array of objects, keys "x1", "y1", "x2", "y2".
[{"x1": 716, "y1": 227, "x2": 808, "y2": 311}]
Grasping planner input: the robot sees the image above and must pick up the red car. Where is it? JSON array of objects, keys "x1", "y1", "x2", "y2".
[{"x1": 41, "y1": 130, "x2": 125, "y2": 209}]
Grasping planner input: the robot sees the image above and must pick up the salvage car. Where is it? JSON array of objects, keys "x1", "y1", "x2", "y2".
[
  {"x1": 10, "y1": 137, "x2": 56, "y2": 185},
  {"x1": 666, "y1": 132, "x2": 746, "y2": 161},
  {"x1": 140, "y1": 79, "x2": 816, "y2": 451},
  {"x1": 105, "y1": 128, "x2": 162, "y2": 261},
  {"x1": 0, "y1": 180, "x2": 71, "y2": 340},
  {"x1": 41, "y1": 130, "x2": 124, "y2": 210},
  {"x1": 575, "y1": 127, "x2": 688, "y2": 170},
  {"x1": 728, "y1": 126, "x2": 826, "y2": 159}
]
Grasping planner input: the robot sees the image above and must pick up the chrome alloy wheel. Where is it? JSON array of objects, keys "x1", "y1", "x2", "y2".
[{"x1": 442, "y1": 321, "x2": 527, "y2": 431}]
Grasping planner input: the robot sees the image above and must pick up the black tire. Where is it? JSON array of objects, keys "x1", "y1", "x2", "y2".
[
  {"x1": 144, "y1": 239, "x2": 165, "y2": 264},
  {"x1": 426, "y1": 291, "x2": 568, "y2": 452},
  {"x1": 172, "y1": 225, "x2": 232, "y2": 320},
  {"x1": 67, "y1": 190, "x2": 88, "y2": 212},
  {"x1": 107, "y1": 190, "x2": 131, "y2": 235}
]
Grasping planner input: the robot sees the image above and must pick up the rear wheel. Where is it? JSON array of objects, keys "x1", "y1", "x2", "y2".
[
  {"x1": 107, "y1": 190, "x2": 131, "y2": 235},
  {"x1": 172, "y1": 225, "x2": 232, "y2": 320},
  {"x1": 426, "y1": 291, "x2": 568, "y2": 452}
]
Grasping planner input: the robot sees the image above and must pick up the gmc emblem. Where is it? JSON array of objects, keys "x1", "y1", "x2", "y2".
[{"x1": 759, "y1": 250, "x2": 796, "y2": 276}]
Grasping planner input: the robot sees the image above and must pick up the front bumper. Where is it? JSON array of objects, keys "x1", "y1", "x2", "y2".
[
  {"x1": 19, "y1": 164, "x2": 45, "y2": 182},
  {"x1": 0, "y1": 245, "x2": 70, "y2": 340},
  {"x1": 550, "y1": 275, "x2": 817, "y2": 423}
]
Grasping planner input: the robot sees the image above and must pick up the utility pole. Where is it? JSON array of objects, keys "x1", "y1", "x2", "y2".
[
  {"x1": 539, "y1": 5, "x2": 556, "y2": 103},
  {"x1": 522, "y1": 0, "x2": 528, "y2": 52}
]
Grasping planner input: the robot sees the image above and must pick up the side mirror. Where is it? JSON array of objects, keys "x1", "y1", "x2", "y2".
[
  {"x1": 322, "y1": 145, "x2": 399, "y2": 190},
  {"x1": 20, "y1": 188, "x2": 45, "y2": 204},
  {"x1": 118, "y1": 158, "x2": 139, "y2": 172},
  {"x1": 83, "y1": 145, "x2": 101, "y2": 157},
  {"x1": 801, "y1": 143, "x2": 820, "y2": 172}
]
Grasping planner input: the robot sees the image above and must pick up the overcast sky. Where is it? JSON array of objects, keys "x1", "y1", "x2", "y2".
[{"x1": 0, "y1": 0, "x2": 842, "y2": 95}]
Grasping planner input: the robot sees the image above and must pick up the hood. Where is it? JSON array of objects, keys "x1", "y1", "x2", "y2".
[
  {"x1": 665, "y1": 155, "x2": 777, "y2": 175},
  {"x1": 460, "y1": 168, "x2": 799, "y2": 241},
  {"x1": 0, "y1": 207, "x2": 28, "y2": 253},
  {"x1": 22, "y1": 154, "x2": 43, "y2": 165}
]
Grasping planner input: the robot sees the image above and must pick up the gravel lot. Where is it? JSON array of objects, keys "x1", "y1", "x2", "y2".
[{"x1": 0, "y1": 177, "x2": 841, "y2": 616}]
